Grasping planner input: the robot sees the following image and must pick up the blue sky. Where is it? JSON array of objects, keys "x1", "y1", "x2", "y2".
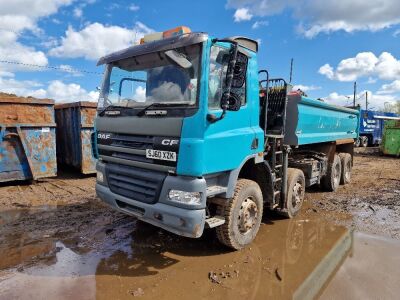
[{"x1": 0, "y1": 0, "x2": 399, "y2": 109}]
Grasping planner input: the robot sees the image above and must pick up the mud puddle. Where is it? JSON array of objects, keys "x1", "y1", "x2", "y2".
[
  {"x1": 307, "y1": 153, "x2": 400, "y2": 239},
  {"x1": 0, "y1": 203, "x2": 350, "y2": 300}
]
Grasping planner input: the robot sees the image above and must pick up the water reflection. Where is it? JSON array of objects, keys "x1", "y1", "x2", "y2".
[{"x1": 0, "y1": 206, "x2": 349, "y2": 300}]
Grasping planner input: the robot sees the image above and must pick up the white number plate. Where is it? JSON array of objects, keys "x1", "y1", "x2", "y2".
[{"x1": 146, "y1": 149, "x2": 176, "y2": 162}]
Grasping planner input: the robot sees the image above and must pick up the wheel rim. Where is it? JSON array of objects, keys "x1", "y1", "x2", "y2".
[
  {"x1": 291, "y1": 181, "x2": 303, "y2": 209},
  {"x1": 238, "y1": 197, "x2": 258, "y2": 234}
]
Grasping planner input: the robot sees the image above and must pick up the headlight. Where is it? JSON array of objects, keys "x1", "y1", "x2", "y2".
[
  {"x1": 97, "y1": 171, "x2": 104, "y2": 183},
  {"x1": 168, "y1": 190, "x2": 201, "y2": 205}
]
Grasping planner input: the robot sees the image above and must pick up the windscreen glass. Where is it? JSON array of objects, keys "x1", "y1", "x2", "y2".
[{"x1": 99, "y1": 43, "x2": 201, "y2": 109}]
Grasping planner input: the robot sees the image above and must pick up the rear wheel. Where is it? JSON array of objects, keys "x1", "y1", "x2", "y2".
[
  {"x1": 277, "y1": 168, "x2": 305, "y2": 218},
  {"x1": 339, "y1": 153, "x2": 352, "y2": 185},
  {"x1": 216, "y1": 179, "x2": 263, "y2": 250},
  {"x1": 321, "y1": 154, "x2": 342, "y2": 192},
  {"x1": 354, "y1": 138, "x2": 360, "y2": 147},
  {"x1": 361, "y1": 136, "x2": 368, "y2": 147}
]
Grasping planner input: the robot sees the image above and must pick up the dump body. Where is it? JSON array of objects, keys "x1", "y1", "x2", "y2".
[
  {"x1": 381, "y1": 120, "x2": 400, "y2": 156},
  {"x1": 0, "y1": 95, "x2": 57, "y2": 182},
  {"x1": 359, "y1": 110, "x2": 399, "y2": 145},
  {"x1": 55, "y1": 101, "x2": 97, "y2": 174},
  {"x1": 284, "y1": 93, "x2": 359, "y2": 146}
]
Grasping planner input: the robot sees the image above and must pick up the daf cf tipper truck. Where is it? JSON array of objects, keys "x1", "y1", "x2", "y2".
[{"x1": 93, "y1": 27, "x2": 359, "y2": 250}]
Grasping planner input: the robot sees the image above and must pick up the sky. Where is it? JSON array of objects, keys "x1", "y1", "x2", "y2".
[{"x1": 0, "y1": 0, "x2": 399, "y2": 110}]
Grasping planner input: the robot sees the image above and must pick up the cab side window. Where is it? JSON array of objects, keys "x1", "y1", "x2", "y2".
[{"x1": 208, "y1": 45, "x2": 246, "y2": 110}]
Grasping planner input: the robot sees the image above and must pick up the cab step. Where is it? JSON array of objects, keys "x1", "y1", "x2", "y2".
[{"x1": 205, "y1": 216, "x2": 225, "y2": 228}]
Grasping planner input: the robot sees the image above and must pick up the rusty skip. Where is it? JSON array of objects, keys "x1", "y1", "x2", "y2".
[
  {"x1": 0, "y1": 94, "x2": 57, "y2": 182},
  {"x1": 55, "y1": 101, "x2": 97, "y2": 174}
]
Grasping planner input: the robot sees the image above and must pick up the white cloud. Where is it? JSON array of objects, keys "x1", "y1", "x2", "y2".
[
  {"x1": 0, "y1": 75, "x2": 98, "y2": 103},
  {"x1": 0, "y1": 0, "x2": 77, "y2": 72},
  {"x1": 227, "y1": 0, "x2": 287, "y2": 17},
  {"x1": 324, "y1": 90, "x2": 399, "y2": 109},
  {"x1": 318, "y1": 63, "x2": 335, "y2": 80},
  {"x1": 319, "y1": 52, "x2": 400, "y2": 82},
  {"x1": 252, "y1": 20, "x2": 268, "y2": 29},
  {"x1": 227, "y1": 0, "x2": 400, "y2": 38},
  {"x1": 129, "y1": 4, "x2": 140, "y2": 11},
  {"x1": 49, "y1": 22, "x2": 154, "y2": 60},
  {"x1": 378, "y1": 80, "x2": 400, "y2": 94},
  {"x1": 46, "y1": 80, "x2": 98, "y2": 102},
  {"x1": 0, "y1": 0, "x2": 74, "y2": 33},
  {"x1": 292, "y1": 84, "x2": 321, "y2": 92},
  {"x1": 73, "y1": 7, "x2": 83, "y2": 18},
  {"x1": 366, "y1": 77, "x2": 377, "y2": 84},
  {"x1": 234, "y1": 8, "x2": 253, "y2": 22},
  {"x1": 0, "y1": 71, "x2": 15, "y2": 77},
  {"x1": 0, "y1": 30, "x2": 48, "y2": 72},
  {"x1": 58, "y1": 64, "x2": 83, "y2": 76},
  {"x1": 0, "y1": 76, "x2": 46, "y2": 98}
]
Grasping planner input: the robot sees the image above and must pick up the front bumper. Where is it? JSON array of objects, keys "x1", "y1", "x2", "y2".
[{"x1": 96, "y1": 179, "x2": 207, "y2": 238}]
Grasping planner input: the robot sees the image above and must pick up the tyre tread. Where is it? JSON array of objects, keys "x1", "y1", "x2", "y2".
[{"x1": 216, "y1": 179, "x2": 260, "y2": 250}]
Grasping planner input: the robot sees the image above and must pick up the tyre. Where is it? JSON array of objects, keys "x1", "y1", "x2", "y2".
[
  {"x1": 277, "y1": 168, "x2": 305, "y2": 219},
  {"x1": 321, "y1": 154, "x2": 342, "y2": 192},
  {"x1": 339, "y1": 153, "x2": 352, "y2": 185},
  {"x1": 354, "y1": 138, "x2": 360, "y2": 147},
  {"x1": 216, "y1": 179, "x2": 263, "y2": 250},
  {"x1": 361, "y1": 136, "x2": 368, "y2": 147}
]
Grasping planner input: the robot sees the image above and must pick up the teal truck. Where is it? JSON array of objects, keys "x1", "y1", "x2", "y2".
[{"x1": 93, "y1": 28, "x2": 359, "y2": 249}]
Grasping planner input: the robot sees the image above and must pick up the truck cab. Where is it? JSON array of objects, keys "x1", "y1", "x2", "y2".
[{"x1": 94, "y1": 28, "x2": 358, "y2": 249}]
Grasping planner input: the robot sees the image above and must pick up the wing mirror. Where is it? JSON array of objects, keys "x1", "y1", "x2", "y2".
[
  {"x1": 207, "y1": 39, "x2": 239, "y2": 123},
  {"x1": 221, "y1": 92, "x2": 241, "y2": 111}
]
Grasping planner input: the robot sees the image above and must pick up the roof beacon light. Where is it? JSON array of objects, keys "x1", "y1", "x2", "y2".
[
  {"x1": 163, "y1": 26, "x2": 191, "y2": 38},
  {"x1": 139, "y1": 32, "x2": 163, "y2": 44},
  {"x1": 140, "y1": 26, "x2": 192, "y2": 44}
]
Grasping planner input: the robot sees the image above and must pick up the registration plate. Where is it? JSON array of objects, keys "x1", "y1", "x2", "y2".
[{"x1": 146, "y1": 149, "x2": 176, "y2": 162}]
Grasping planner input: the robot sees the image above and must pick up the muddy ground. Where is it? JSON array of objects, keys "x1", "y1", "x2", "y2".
[
  {"x1": 0, "y1": 150, "x2": 398, "y2": 299},
  {"x1": 306, "y1": 148, "x2": 400, "y2": 239}
]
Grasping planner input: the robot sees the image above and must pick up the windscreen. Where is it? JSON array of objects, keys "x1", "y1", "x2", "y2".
[{"x1": 99, "y1": 43, "x2": 201, "y2": 109}]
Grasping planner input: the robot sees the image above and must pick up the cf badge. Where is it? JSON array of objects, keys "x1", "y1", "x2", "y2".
[{"x1": 161, "y1": 139, "x2": 179, "y2": 146}]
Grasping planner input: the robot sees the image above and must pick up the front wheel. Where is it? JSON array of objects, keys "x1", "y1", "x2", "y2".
[{"x1": 216, "y1": 179, "x2": 263, "y2": 250}]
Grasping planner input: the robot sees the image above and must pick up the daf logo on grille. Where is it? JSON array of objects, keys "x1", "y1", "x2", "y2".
[
  {"x1": 161, "y1": 139, "x2": 179, "y2": 146},
  {"x1": 98, "y1": 133, "x2": 111, "y2": 139}
]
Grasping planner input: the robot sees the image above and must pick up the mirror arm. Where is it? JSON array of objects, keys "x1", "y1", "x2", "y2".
[{"x1": 207, "y1": 39, "x2": 239, "y2": 123}]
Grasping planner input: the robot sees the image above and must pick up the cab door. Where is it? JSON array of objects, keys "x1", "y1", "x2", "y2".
[{"x1": 203, "y1": 43, "x2": 262, "y2": 174}]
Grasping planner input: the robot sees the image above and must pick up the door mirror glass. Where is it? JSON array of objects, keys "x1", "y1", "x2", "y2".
[
  {"x1": 230, "y1": 52, "x2": 248, "y2": 88},
  {"x1": 208, "y1": 45, "x2": 246, "y2": 110},
  {"x1": 221, "y1": 92, "x2": 241, "y2": 111}
]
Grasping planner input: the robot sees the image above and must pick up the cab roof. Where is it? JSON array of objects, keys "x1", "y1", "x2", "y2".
[{"x1": 96, "y1": 32, "x2": 259, "y2": 66}]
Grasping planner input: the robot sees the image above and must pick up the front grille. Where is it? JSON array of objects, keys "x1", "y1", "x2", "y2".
[
  {"x1": 111, "y1": 134, "x2": 154, "y2": 150},
  {"x1": 97, "y1": 133, "x2": 178, "y2": 167},
  {"x1": 106, "y1": 163, "x2": 166, "y2": 204}
]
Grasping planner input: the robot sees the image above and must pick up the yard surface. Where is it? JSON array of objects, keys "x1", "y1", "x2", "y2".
[{"x1": 0, "y1": 150, "x2": 398, "y2": 299}]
